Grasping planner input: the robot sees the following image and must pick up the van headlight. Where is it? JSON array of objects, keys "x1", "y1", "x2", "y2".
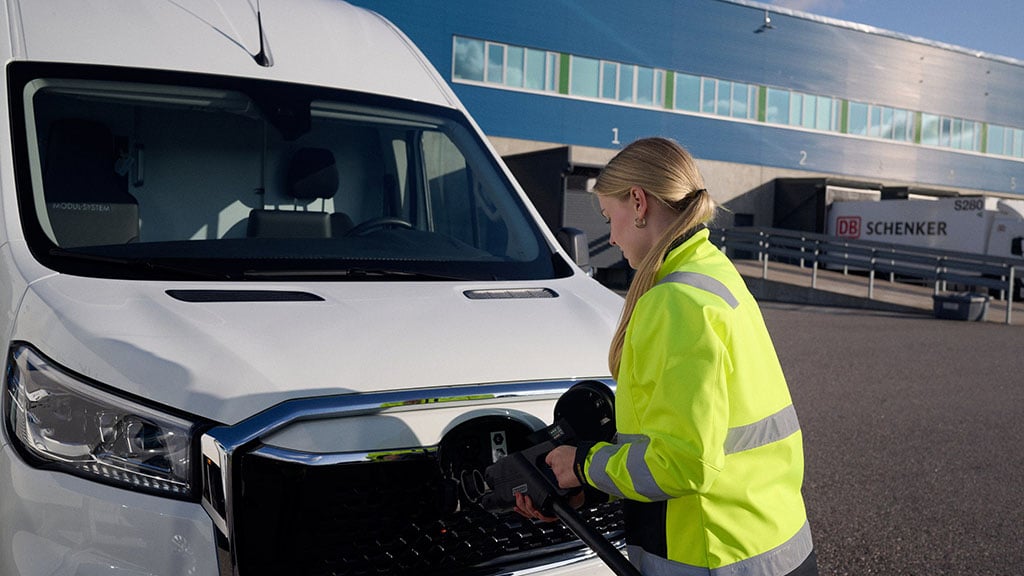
[{"x1": 4, "y1": 344, "x2": 195, "y2": 499}]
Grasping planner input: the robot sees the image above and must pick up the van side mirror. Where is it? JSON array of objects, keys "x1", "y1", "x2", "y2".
[
  {"x1": 1012, "y1": 237, "x2": 1023, "y2": 256},
  {"x1": 557, "y1": 227, "x2": 590, "y2": 272}
]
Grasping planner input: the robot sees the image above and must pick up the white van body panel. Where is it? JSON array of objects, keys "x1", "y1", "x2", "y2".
[
  {"x1": 10, "y1": 0, "x2": 455, "y2": 108},
  {"x1": 0, "y1": 1, "x2": 624, "y2": 575},
  {"x1": 14, "y1": 275, "x2": 619, "y2": 425},
  {"x1": 1, "y1": 446, "x2": 220, "y2": 576}
]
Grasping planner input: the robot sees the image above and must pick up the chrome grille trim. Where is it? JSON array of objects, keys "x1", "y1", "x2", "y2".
[
  {"x1": 200, "y1": 377, "x2": 616, "y2": 576},
  {"x1": 250, "y1": 444, "x2": 438, "y2": 466}
]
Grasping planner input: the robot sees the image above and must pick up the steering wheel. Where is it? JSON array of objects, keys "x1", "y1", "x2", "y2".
[{"x1": 344, "y1": 217, "x2": 415, "y2": 236}]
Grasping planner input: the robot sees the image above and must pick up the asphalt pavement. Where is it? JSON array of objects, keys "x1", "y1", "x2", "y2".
[{"x1": 761, "y1": 302, "x2": 1024, "y2": 575}]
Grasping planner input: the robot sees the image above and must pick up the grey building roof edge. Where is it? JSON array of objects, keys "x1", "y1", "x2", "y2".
[{"x1": 719, "y1": 0, "x2": 1024, "y2": 67}]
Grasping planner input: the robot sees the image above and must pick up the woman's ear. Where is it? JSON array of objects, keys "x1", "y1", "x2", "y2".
[{"x1": 630, "y1": 185, "x2": 648, "y2": 216}]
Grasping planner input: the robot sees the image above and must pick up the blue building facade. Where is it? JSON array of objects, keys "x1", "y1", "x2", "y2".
[{"x1": 347, "y1": 0, "x2": 1024, "y2": 234}]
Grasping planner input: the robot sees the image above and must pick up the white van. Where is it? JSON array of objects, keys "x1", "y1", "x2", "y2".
[{"x1": 0, "y1": 1, "x2": 623, "y2": 575}]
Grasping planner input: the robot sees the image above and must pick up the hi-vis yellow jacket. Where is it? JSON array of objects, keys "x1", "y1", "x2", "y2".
[{"x1": 578, "y1": 228, "x2": 813, "y2": 575}]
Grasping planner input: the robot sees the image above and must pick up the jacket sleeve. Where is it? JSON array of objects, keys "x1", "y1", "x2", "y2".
[{"x1": 581, "y1": 284, "x2": 732, "y2": 501}]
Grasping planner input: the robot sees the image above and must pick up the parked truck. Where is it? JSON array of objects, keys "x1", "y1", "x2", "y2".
[
  {"x1": 0, "y1": 2, "x2": 625, "y2": 575},
  {"x1": 827, "y1": 196, "x2": 1024, "y2": 260}
]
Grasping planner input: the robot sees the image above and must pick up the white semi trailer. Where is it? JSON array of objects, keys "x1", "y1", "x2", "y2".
[{"x1": 827, "y1": 196, "x2": 1024, "y2": 260}]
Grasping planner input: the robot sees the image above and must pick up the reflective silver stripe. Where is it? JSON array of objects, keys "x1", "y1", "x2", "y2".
[
  {"x1": 589, "y1": 434, "x2": 672, "y2": 501},
  {"x1": 626, "y1": 521, "x2": 814, "y2": 576},
  {"x1": 594, "y1": 408, "x2": 800, "y2": 496},
  {"x1": 724, "y1": 404, "x2": 801, "y2": 455},
  {"x1": 588, "y1": 444, "x2": 626, "y2": 498},
  {"x1": 625, "y1": 435, "x2": 673, "y2": 501},
  {"x1": 658, "y1": 271, "x2": 739, "y2": 308}
]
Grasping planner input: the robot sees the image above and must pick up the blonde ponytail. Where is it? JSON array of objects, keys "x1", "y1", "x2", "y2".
[{"x1": 592, "y1": 138, "x2": 717, "y2": 378}]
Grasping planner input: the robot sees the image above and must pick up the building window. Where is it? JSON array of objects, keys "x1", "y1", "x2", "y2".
[
  {"x1": 547, "y1": 53, "x2": 560, "y2": 91},
  {"x1": 792, "y1": 92, "x2": 808, "y2": 128},
  {"x1": 675, "y1": 73, "x2": 700, "y2": 111},
  {"x1": 618, "y1": 64, "x2": 635, "y2": 103},
  {"x1": 940, "y1": 117, "x2": 952, "y2": 147},
  {"x1": 506, "y1": 46, "x2": 524, "y2": 87},
  {"x1": 765, "y1": 90, "x2": 836, "y2": 130},
  {"x1": 731, "y1": 83, "x2": 751, "y2": 119},
  {"x1": 849, "y1": 102, "x2": 868, "y2": 135},
  {"x1": 636, "y1": 66, "x2": 654, "y2": 106},
  {"x1": 701, "y1": 77, "x2": 717, "y2": 114},
  {"x1": 957, "y1": 120, "x2": 978, "y2": 151},
  {"x1": 453, "y1": 37, "x2": 485, "y2": 82},
  {"x1": 654, "y1": 70, "x2": 665, "y2": 108},
  {"x1": 868, "y1": 106, "x2": 883, "y2": 137},
  {"x1": 454, "y1": 37, "x2": 561, "y2": 93},
  {"x1": 486, "y1": 43, "x2": 504, "y2": 84},
  {"x1": 570, "y1": 55, "x2": 600, "y2": 98},
  {"x1": 881, "y1": 107, "x2": 895, "y2": 138},
  {"x1": 720, "y1": 81, "x2": 737, "y2": 116},
  {"x1": 952, "y1": 117, "x2": 965, "y2": 149},
  {"x1": 849, "y1": 101, "x2": 915, "y2": 142},
  {"x1": 921, "y1": 113, "x2": 940, "y2": 145},
  {"x1": 893, "y1": 109, "x2": 911, "y2": 141},
  {"x1": 766, "y1": 88, "x2": 790, "y2": 124},
  {"x1": 989, "y1": 125, "x2": 1006, "y2": 155},
  {"x1": 601, "y1": 61, "x2": 617, "y2": 99},
  {"x1": 589, "y1": 61, "x2": 659, "y2": 107},
  {"x1": 524, "y1": 48, "x2": 547, "y2": 90},
  {"x1": 816, "y1": 96, "x2": 835, "y2": 131},
  {"x1": 987, "y1": 124, "x2": 1024, "y2": 157},
  {"x1": 451, "y1": 36, "x2": 1023, "y2": 163}
]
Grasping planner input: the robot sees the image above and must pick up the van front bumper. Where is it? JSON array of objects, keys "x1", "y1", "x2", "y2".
[
  {"x1": 0, "y1": 443, "x2": 219, "y2": 576},
  {"x1": 200, "y1": 379, "x2": 622, "y2": 576},
  {"x1": 1, "y1": 379, "x2": 623, "y2": 576}
]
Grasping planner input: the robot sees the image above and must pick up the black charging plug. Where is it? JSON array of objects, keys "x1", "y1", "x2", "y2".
[{"x1": 480, "y1": 439, "x2": 576, "y2": 515}]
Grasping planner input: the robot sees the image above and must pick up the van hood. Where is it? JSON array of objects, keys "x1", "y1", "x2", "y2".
[{"x1": 14, "y1": 275, "x2": 622, "y2": 425}]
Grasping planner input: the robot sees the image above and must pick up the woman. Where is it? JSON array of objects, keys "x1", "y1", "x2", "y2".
[{"x1": 516, "y1": 137, "x2": 817, "y2": 575}]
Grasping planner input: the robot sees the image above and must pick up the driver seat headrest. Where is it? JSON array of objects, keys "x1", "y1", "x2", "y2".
[{"x1": 287, "y1": 147, "x2": 338, "y2": 200}]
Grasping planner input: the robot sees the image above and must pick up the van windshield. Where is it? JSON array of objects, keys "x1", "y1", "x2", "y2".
[{"x1": 11, "y1": 63, "x2": 568, "y2": 281}]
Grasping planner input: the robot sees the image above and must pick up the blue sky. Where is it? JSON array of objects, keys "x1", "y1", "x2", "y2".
[{"x1": 766, "y1": 0, "x2": 1024, "y2": 61}]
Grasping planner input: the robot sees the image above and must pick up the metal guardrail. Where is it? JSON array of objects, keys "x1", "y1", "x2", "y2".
[{"x1": 710, "y1": 227, "x2": 1021, "y2": 324}]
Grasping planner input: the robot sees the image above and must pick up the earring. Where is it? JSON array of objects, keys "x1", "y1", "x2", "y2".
[{"x1": 634, "y1": 217, "x2": 647, "y2": 229}]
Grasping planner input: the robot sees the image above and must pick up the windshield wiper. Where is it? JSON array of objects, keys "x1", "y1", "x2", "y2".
[
  {"x1": 48, "y1": 248, "x2": 232, "y2": 280},
  {"x1": 241, "y1": 267, "x2": 471, "y2": 281}
]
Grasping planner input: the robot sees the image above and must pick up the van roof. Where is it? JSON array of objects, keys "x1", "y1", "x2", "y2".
[{"x1": 4, "y1": 0, "x2": 457, "y2": 108}]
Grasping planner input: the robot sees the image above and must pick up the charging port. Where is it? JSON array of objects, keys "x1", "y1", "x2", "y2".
[{"x1": 436, "y1": 416, "x2": 533, "y2": 513}]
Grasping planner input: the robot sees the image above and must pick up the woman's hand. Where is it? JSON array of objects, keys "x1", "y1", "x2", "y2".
[
  {"x1": 514, "y1": 491, "x2": 560, "y2": 522},
  {"x1": 513, "y1": 489, "x2": 586, "y2": 522},
  {"x1": 545, "y1": 445, "x2": 581, "y2": 489},
  {"x1": 512, "y1": 444, "x2": 585, "y2": 522}
]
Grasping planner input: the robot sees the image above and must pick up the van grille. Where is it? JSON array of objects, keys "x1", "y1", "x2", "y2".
[{"x1": 233, "y1": 450, "x2": 624, "y2": 575}]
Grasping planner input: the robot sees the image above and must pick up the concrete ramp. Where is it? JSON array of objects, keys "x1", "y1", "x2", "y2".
[{"x1": 732, "y1": 259, "x2": 1024, "y2": 324}]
